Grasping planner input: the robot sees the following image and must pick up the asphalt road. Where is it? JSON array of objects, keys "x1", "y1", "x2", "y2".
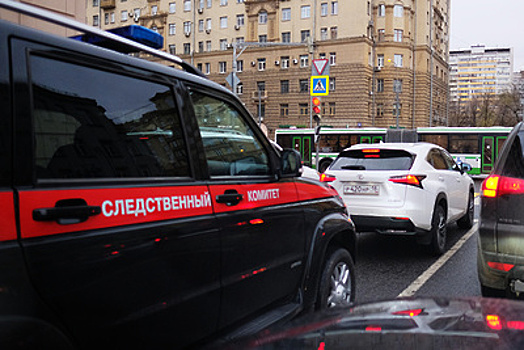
[{"x1": 355, "y1": 179, "x2": 483, "y2": 304}]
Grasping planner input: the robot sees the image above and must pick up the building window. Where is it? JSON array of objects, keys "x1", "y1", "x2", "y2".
[
  {"x1": 93, "y1": 15, "x2": 99, "y2": 26},
  {"x1": 329, "y1": 102, "x2": 336, "y2": 116},
  {"x1": 220, "y1": 16, "x2": 227, "y2": 28},
  {"x1": 236, "y1": 83, "x2": 243, "y2": 95},
  {"x1": 282, "y1": 32, "x2": 291, "y2": 43},
  {"x1": 282, "y1": 8, "x2": 291, "y2": 21},
  {"x1": 205, "y1": 63, "x2": 210, "y2": 74},
  {"x1": 394, "y1": 29, "x2": 403, "y2": 42},
  {"x1": 169, "y1": 23, "x2": 176, "y2": 35},
  {"x1": 331, "y1": 1, "x2": 338, "y2": 15},
  {"x1": 169, "y1": 2, "x2": 176, "y2": 13},
  {"x1": 184, "y1": 43, "x2": 191, "y2": 55},
  {"x1": 184, "y1": 0, "x2": 191, "y2": 12},
  {"x1": 198, "y1": 41, "x2": 204, "y2": 52},
  {"x1": 257, "y1": 81, "x2": 266, "y2": 92},
  {"x1": 207, "y1": 0, "x2": 212, "y2": 8},
  {"x1": 151, "y1": 5, "x2": 158, "y2": 15},
  {"x1": 330, "y1": 77, "x2": 336, "y2": 92},
  {"x1": 197, "y1": 63, "x2": 203, "y2": 71},
  {"x1": 133, "y1": 8, "x2": 140, "y2": 19},
  {"x1": 330, "y1": 52, "x2": 336, "y2": 65},
  {"x1": 258, "y1": 58, "x2": 266, "y2": 71},
  {"x1": 331, "y1": 27, "x2": 338, "y2": 39},
  {"x1": 320, "y1": 27, "x2": 328, "y2": 40},
  {"x1": 104, "y1": 13, "x2": 109, "y2": 25},
  {"x1": 258, "y1": 35, "x2": 267, "y2": 43},
  {"x1": 198, "y1": 0, "x2": 204, "y2": 10},
  {"x1": 281, "y1": 56, "x2": 290, "y2": 69},
  {"x1": 300, "y1": 55, "x2": 309, "y2": 68},
  {"x1": 110, "y1": 12, "x2": 115, "y2": 23},
  {"x1": 237, "y1": 14, "x2": 244, "y2": 26},
  {"x1": 259, "y1": 11, "x2": 268, "y2": 24},
  {"x1": 378, "y1": 4, "x2": 385, "y2": 16},
  {"x1": 236, "y1": 37, "x2": 244, "y2": 43},
  {"x1": 321, "y1": 3, "x2": 328, "y2": 16},
  {"x1": 394, "y1": 79, "x2": 402, "y2": 93},
  {"x1": 378, "y1": 29, "x2": 385, "y2": 42},
  {"x1": 299, "y1": 103, "x2": 309, "y2": 116},
  {"x1": 394, "y1": 54, "x2": 403, "y2": 67},
  {"x1": 394, "y1": 5, "x2": 403, "y2": 17},
  {"x1": 299, "y1": 79, "x2": 309, "y2": 92},
  {"x1": 93, "y1": 0, "x2": 99, "y2": 6},
  {"x1": 319, "y1": 52, "x2": 326, "y2": 59},
  {"x1": 280, "y1": 104, "x2": 289, "y2": 117},
  {"x1": 377, "y1": 79, "x2": 384, "y2": 92},
  {"x1": 219, "y1": 61, "x2": 227, "y2": 73},
  {"x1": 301, "y1": 5, "x2": 311, "y2": 19},
  {"x1": 220, "y1": 0, "x2": 228, "y2": 5},
  {"x1": 121, "y1": 10, "x2": 128, "y2": 21},
  {"x1": 220, "y1": 39, "x2": 228, "y2": 50},
  {"x1": 301, "y1": 30, "x2": 310, "y2": 43},
  {"x1": 236, "y1": 60, "x2": 243, "y2": 72},
  {"x1": 377, "y1": 54, "x2": 384, "y2": 68},
  {"x1": 206, "y1": 40, "x2": 212, "y2": 51},
  {"x1": 206, "y1": 18, "x2": 212, "y2": 30},
  {"x1": 376, "y1": 103, "x2": 384, "y2": 118},
  {"x1": 281, "y1": 80, "x2": 289, "y2": 93},
  {"x1": 184, "y1": 21, "x2": 191, "y2": 34}
]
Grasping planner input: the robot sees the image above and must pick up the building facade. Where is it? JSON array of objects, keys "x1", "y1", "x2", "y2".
[
  {"x1": 85, "y1": 0, "x2": 450, "y2": 136},
  {"x1": 449, "y1": 45, "x2": 514, "y2": 106}
]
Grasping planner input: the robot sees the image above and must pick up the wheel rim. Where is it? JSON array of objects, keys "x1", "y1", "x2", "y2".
[
  {"x1": 327, "y1": 261, "x2": 352, "y2": 307},
  {"x1": 437, "y1": 209, "x2": 446, "y2": 249}
]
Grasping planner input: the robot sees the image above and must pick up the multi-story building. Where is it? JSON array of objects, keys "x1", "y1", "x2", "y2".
[
  {"x1": 85, "y1": 0, "x2": 450, "y2": 136},
  {"x1": 0, "y1": 0, "x2": 85, "y2": 36},
  {"x1": 449, "y1": 45, "x2": 514, "y2": 106},
  {"x1": 513, "y1": 70, "x2": 524, "y2": 121}
]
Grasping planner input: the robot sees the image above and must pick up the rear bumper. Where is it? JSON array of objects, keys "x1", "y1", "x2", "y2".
[
  {"x1": 352, "y1": 215, "x2": 417, "y2": 234},
  {"x1": 478, "y1": 245, "x2": 524, "y2": 295}
]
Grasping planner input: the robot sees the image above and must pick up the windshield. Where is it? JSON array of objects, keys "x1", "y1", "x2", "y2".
[{"x1": 330, "y1": 149, "x2": 414, "y2": 171}]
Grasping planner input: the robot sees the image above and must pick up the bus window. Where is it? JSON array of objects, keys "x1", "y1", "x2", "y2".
[
  {"x1": 419, "y1": 134, "x2": 448, "y2": 149},
  {"x1": 338, "y1": 135, "x2": 351, "y2": 150},
  {"x1": 320, "y1": 135, "x2": 338, "y2": 153},
  {"x1": 497, "y1": 136, "x2": 507, "y2": 159},
  {"x1": 360, "y1": 136, "x2": 371, "y2": 144},
  {"x1": 372, "y1": 136, "x2": 384, "y2": 143},
  {"x1": 449, "y1": 134, "x2": 478, "y2": 153},
  {"x1": 276, "y1": 134, "x2": 292, "y2": 149},
  {"x1": 482, "y1": 136, "x2": 494, "y2": 173}
]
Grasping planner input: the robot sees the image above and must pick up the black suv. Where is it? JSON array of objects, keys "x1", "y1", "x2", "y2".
[
  {"x1": 478, "y1": 122, "x2": 524, "y2": 298},
  {"x1": 0, "y1": 4, "x2": 356, "y2": 349}
]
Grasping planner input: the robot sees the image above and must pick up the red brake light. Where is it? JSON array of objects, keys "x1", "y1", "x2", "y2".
[
  {"x1": 320, "y1": 173, "x2": 336, "y2": 182},
  {"x1": 393, "y1": 308, "x2": 423, "y2": 317},
  {"x1": 482, "y1": 175, "x2": 524, "y2": 198},
  {"x1": 389, "y1": 175, "x2": 426, "y2": 188},
  {"x1": 362, "y1": 149, "x2": 380, "y2": 153},
  {"x1": 365, "y1": 325, "x2": 382, "y2": 332},
  {"x1": 487, "y1": 261, "x2": 514, "y2": 272}
]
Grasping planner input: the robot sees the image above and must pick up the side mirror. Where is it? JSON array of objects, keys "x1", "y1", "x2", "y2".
[
  {"x1": 461, "y1": 162, "x2": 472, "y2": 173},
  {"x1": 280, "y1": 149, "x2": 302, "y2": 178}
]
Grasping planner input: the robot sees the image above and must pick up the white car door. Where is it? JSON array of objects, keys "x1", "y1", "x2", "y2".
[{"x1": 440, "y1": 149, "x2": 470, "y2": 218}]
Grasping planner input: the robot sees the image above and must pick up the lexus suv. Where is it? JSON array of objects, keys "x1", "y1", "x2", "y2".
[
  {"x1": 322, "y1": 143, "x2": 475, "y2": 255},
  {"x1": 478, "y1": 122, "x2": 524, "y2": 298}
]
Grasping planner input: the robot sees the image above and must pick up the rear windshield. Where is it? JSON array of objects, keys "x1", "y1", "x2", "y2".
[{"x1": 330, "y1": 149, "x2": 414, "y2": 171}]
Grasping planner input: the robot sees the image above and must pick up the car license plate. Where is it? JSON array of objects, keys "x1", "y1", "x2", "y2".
[{"x1": 343, "y1": 184, "x2": 380, "y2": 195}]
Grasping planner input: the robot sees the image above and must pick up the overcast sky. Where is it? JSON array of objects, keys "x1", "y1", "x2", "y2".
[{"x1": 450, "y1": 0, "x2": 524, "y2": 71}]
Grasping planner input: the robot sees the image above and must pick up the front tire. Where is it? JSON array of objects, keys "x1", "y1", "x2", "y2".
[
  {"x1": 429, "y1": 204, "x2": 447, "y2": 255},
  {"x1": 317, "y1": 248, "x2": 355, "y2": 309},
  {"x1": 457, "y1": 191, "x2": 474, "y2": 229}
]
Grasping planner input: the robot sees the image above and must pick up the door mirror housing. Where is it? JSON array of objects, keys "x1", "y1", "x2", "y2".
[
  {"x1": 280, "y1": 149, "x2": 302, "y2": 178},
  {"x1": 460, "y1": 162, "x2": 472, "y2": 173}
]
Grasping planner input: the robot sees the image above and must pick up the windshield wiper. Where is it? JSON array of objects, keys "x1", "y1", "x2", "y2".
[{"x1": 341, "y1": 165, "x2": 366, "y2": 170}]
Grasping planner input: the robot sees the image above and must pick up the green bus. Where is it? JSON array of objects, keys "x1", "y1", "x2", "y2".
[{"x1": 275, "y1": 126, "x2": 513, "y2": 175}]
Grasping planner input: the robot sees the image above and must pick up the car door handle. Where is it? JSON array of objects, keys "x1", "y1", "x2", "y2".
[
  {"x1": 216, "y1": 190, "x2": 243, "y2": 206},
  {"x1": 33, "y1": 198, "x2": 101, "y2": 225},
  {"x1": 438, "y1": 176, "x2": 445, "y2": 182}
]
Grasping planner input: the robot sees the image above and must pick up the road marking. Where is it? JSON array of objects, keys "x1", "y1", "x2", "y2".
[{"x1": 397, "y1": 221, "x2": 478, "y2": 298}]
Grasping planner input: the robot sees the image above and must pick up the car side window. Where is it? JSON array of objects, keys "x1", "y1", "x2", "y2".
[
  {"x1": 189, "y1": 90, "x2": 270, "y2": 177},
  {"x1": 30, "y1": 55, "x2": 190, "y2": 180},
  {"x1": 501, "y1": 131, "x2": 524, "y2": 179},
  {"x1": 440, "y1": 150, "x2": 459, "y2": 171},
  {"x1": 427, "y1": 149, "x2": 448, "y2": 170}
]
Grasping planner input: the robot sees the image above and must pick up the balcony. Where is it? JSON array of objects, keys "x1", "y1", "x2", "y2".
[{"x1": 100, "y1": 0, "x2": 115, "y2": 9}]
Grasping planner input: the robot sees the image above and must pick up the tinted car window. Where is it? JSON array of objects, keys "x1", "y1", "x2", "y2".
[
  {"x1": 31, "y1": 55, "x2": 189, "y2": 179},
  {"x1": 189, "y1": 90, "x2": 270, "y2": 177},
  {"x1": 427, "y1": 149, "x2": 448, "y2": 170},
  {"x1": 330, "y1": 149, "x2": 414, "y2": 170},
  {"x1": 501, "y1": 130, "x2": 524, "y2": 179}
]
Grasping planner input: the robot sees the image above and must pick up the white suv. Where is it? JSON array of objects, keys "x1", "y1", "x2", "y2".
[{"x1": 322, "y1": 143, "x2": 474, "y2": 254}]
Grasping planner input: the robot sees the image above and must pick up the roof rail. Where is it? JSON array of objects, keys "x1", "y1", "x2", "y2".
[{"x1": 0, "y1": 0, "x2": 206, "y2": 78}]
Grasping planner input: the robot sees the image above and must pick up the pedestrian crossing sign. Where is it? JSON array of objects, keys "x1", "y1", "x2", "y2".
[{"x1": 310, "y1": 76, "x2": 329, "y2": 96}]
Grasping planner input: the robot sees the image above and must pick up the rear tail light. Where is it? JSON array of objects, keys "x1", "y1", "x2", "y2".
[
  {"x1": 482, "y1": 175, "x2": 524, "y2": 198},
  {"x1": 486, "y1": 314, "x2": 524, "y2": 331},
  {"x1": 487, "y1": 261, "x2": 514, "y2": 272},
  {"x1": 320, "y1": 173, "x2": 337, "y2": 182},
  {"x1": 389, "y1": 175, "x2": 426, "y2": 189},
  {"x1": 392, "y1": 308, "x2": 424, "y2": 317}
]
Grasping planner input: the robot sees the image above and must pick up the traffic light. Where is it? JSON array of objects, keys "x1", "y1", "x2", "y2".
[{"x1": 312, "y1": 96, "x2": 322, "y2": 115}]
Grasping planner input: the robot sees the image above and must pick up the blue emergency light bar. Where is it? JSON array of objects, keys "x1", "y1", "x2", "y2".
[{"x1": 71, "y1": 25, "x2": 163, "y2": 53}]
